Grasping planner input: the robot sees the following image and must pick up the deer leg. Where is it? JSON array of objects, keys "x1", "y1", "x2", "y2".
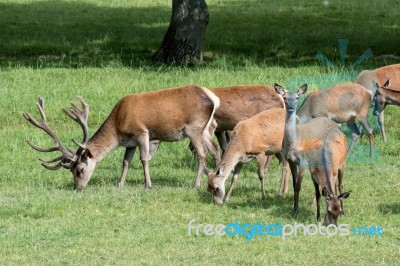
[
  {"x1": 138, "y1": 134, "x2": 152, "y2": 189},
  {"x1": 225, "y1": 163, "x2": 243, "y2": 203},
  {"x1": 258, "y1": 155, "x2": 269, "y2": 200},
  {"x1": 275, "y1": 153, "x2": 290, "y2": 196},
  {"x1": 187, "y1": 129, "x2": 208, "y2": 188},
  {"x1": 118, "y1": 147, "x2": 136, "y2": 187},
  {"x1": 338, "y1": 167, "x2": 345, "y2": 215},
  {"x1": 294, "y1": 167, "x2": 305, "y2": 214},
  {"x1": 312, "y1": 178, "x2": 321, "y2": 221},
  {"x1": 346, "y1": 122, "x2": 361, "y2": 158},
  {"x1": 288, "y1": 162, "x2": 299, "y2": 212},
  {"x1": 215, "y1": 131, "x2": 228, "y2": 153},
  {"x1": 377, "y1": 111, "x2": 387, "y2": 143},
  {"x1": 358, "y1": 118, "x2": 374, "y2": 157}
]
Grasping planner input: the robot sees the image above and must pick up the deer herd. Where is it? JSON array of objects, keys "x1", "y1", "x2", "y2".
[{"x1": 23, "y1": 63, "x2": 400, "y2": 225}]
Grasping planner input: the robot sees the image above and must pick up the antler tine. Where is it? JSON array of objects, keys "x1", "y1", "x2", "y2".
[
  {"x1": 23, "y1": 97, "x2": 74, "y2": 170},
  {"x1": 62, "y1": 96, "x2": 90, "y2": 148}
]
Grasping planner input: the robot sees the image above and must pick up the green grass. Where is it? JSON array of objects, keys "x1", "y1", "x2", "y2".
[{"x1": 1, "y1": 0, "x2": 400, "y2": 265}]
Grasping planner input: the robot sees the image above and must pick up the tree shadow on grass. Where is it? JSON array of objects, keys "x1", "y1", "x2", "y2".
[
  {"x1": 378, "y1": 203, "x2": 400, "y2": 215},
  {"x1": 1, "y1": 1, "x2": 399, "y2": 69}
]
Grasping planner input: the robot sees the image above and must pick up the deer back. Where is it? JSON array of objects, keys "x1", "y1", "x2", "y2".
[
  {"x1": 210, "y1": 85, "x2": 284, "y2": 131},
  {"x1": 113, "y1": 86, "x2": 218, "y2": 139}
]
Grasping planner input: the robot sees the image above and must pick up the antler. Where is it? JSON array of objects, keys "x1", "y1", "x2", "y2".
[
  {"x1": 23, "y1": 97, "x2": 74, "y2": 170},
  {"x1": 62, "y1": 96, "x2": 89, "y2": 149}
]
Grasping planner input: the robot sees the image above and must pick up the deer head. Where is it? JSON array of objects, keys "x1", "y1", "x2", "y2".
[
  {"x1": 274, "y1": 83, "x2": 308, "y2": 112},
  {"x1": 373, "y1": 78, "x2": 391, "y2": 116},
  {"x1": 322, "y1": 187, "x2": 351, "y2": 225},
  {"x1": 23, "y1": 96, "x2": 96, "y2": 190},
  {"x1": 207, "y1": 164, "x2": 226, "y2": 205}
]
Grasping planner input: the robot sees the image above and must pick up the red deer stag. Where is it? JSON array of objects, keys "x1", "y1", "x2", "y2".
[{"x1": 23, "y1": 86, "x2": 221, "y2": 190}]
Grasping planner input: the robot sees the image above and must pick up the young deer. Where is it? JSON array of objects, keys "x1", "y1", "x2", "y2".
[
  {"x1": 23, "y1": 86, "x2": 221, "y2": 190},
  {"x1": 310, "y1": 127, "x2": 351, "y2": 225},
  {"x1": 373, "y1": 78, "x2": 400, "y2": 136},
  {"x1": 191, "y1": 85, "x2": 290, "y2": 195},
  {"x1": 354, "y1": 63, "x2": 400, "y2": 142},
  {"x1": 296, "y1": 83, "x2": 373, "y2": 157},
  {"x1": 207, "y1": 108, "x2": 287, "y2": 205},
  {"x1": 274, "y1": 84, "x2": 342, "y2": 214}
]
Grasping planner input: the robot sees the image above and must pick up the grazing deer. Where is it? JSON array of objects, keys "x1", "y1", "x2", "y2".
[
  {"x1": 190, "y1": 85, "x2": 290, "y2": 195},
  {"x1": 207, "y1": 108, "x2": 287, "y2": 205},
  {"x1": 354, "y1": 63, "x2": 400, "y2": 142},
  {"x1": 310, "y1": 127, "x2": 351, "y2": 225},
  {"x1": 296, "y1": 83, "x2": 373, "y2": 157},
  {"x1": 23, "y1": 86, "x2": 221, "y2": 190},
  {"x1": 274, "y1": 83, "x2": 342, "y2": 213},
  {"x1": 373, "y1": 78, "x2": 400, "y2": 123}
]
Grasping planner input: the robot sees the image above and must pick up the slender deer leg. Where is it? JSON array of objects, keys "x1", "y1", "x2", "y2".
[
  {"x1": 187, "y1": 129, "x2": 208, "y2": 188},
  {"x1": 138, "y1": 133, "x2": 152, "y2": 189},
  {"x1": 215, "y1": 131, "x2": 228, "y2": 153},
  {"x1": 358, "y1": 118, "x2": 374, "y2": 157},
  {"x1": 346, "y1": 122, "x2": 361, "y2": 158},
  {"x1": 312, "y1": 178, "x2": 321, "y2": 221},
  {"x1": 377, "y1": 111, "x2": 386, "y2": 143},
  {"x1": 225, "y1": 163, "x2": 243, "y2": 203},
  {"x1": 118, "y1": 147, "x2": 136, "y2": 187},
  {"x1": 258, "y1": 155, "x2": 269, "y2": 200},
  {"x1": 338, "y1": 167, "x2": 345, "y2": 215},
  {"x1": 294, "y1": 166, "x2": 305, "y2": 214},
  {"x1": 276, "y1": 153, "x2": 290, "y2": 196},
  {"x1": 288, "y1": 162, "x2": 298, "y2": 212}
]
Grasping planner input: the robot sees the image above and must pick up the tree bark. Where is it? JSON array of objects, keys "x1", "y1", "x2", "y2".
[{"x1": 153, "y1": 0, "x2": 209, "y2": 65}]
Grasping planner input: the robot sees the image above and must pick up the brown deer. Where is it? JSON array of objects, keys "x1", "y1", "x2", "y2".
[
  {"x1": 207, "y1": 108, "x2": 287, "y2": 205},
  {"x1": 189, "y1": 85, "x2": 290, "y2": 195},
  {"x1": 23, "y1": 86, "x2": 221, "y2": 190},
  {"x1": 296, "y1": 83, "x2": 373, "y2": 157},
  {"x1": 354, "y1": 63, "x2": 400, "y2": 142},
  {"x1": 373, "y1": 78, "x2": 400, "y2": 123},
  {"x1": 310, "y1": 127, "x2": 351, "y2": 225},
  {"x1": 274, "y1": 83, "x2": 343, "y2": 214}
]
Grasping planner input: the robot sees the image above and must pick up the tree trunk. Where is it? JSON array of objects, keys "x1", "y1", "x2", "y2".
[{"x1": 153, "y1": 0, "x2": 209, "y2": 65}]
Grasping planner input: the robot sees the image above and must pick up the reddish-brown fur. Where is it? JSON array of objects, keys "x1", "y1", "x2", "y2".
[{"x1": 208, "y1": 108, "x2": 287, "y2": 205}]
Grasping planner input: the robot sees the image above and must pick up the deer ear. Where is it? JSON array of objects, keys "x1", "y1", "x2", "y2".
[
  {"x1": 339, "y1": 190, "x2": 352, "y2": 200},
  {"x1": 297, "y1": 84, "x2": 308, "y2": 95},
  {"x1": 216, "y1": 163, "x2": 225, "y2": 176},
  {"x1": 383, "y1": 78, "x2": 391, "y2": 89},
  {"x1": 274, "y1": 83, "x2": 286, "y2": 96},
  {"x1": 84, "y1": 149, "x2": 93, "y2": 159}
]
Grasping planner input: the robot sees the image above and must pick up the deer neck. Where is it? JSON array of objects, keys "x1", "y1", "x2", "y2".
[
  {"x1": 87, "y1": 118, "x2": 119, "y2": 162},
  {"x1": 384, "y1": 89, "x2": 400, "y2": 106},
  {"x1": 283, "y1": 110, "x2": 298, "y2": 161}
]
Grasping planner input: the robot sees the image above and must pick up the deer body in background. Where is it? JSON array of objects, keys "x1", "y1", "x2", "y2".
[
  {"x1": 309, "y1": 127, "x2": 351, "y2": 225},
  {"x1": 207, "y1": 108, "x2": 287, "y2": 205},
  {"x1": 296, "y1": 83, "x2": 373, "y2": 157},
  {"x1": 373, "y1": 78, "x2": 400, "y2": 123},
  {"x1": 274, "y1": 84, "x2": 343, "y2": 214},
  {"x1": 23, "y1": 86, "x2": 221, "y2": 190},
  {"x1": 354, "y1": 63, "x2": 400, "y2": 142}
]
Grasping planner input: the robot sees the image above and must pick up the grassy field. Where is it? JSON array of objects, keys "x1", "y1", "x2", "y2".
[{"x1": 1, "y1": 0, "x2": 399, "y2": 265}]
